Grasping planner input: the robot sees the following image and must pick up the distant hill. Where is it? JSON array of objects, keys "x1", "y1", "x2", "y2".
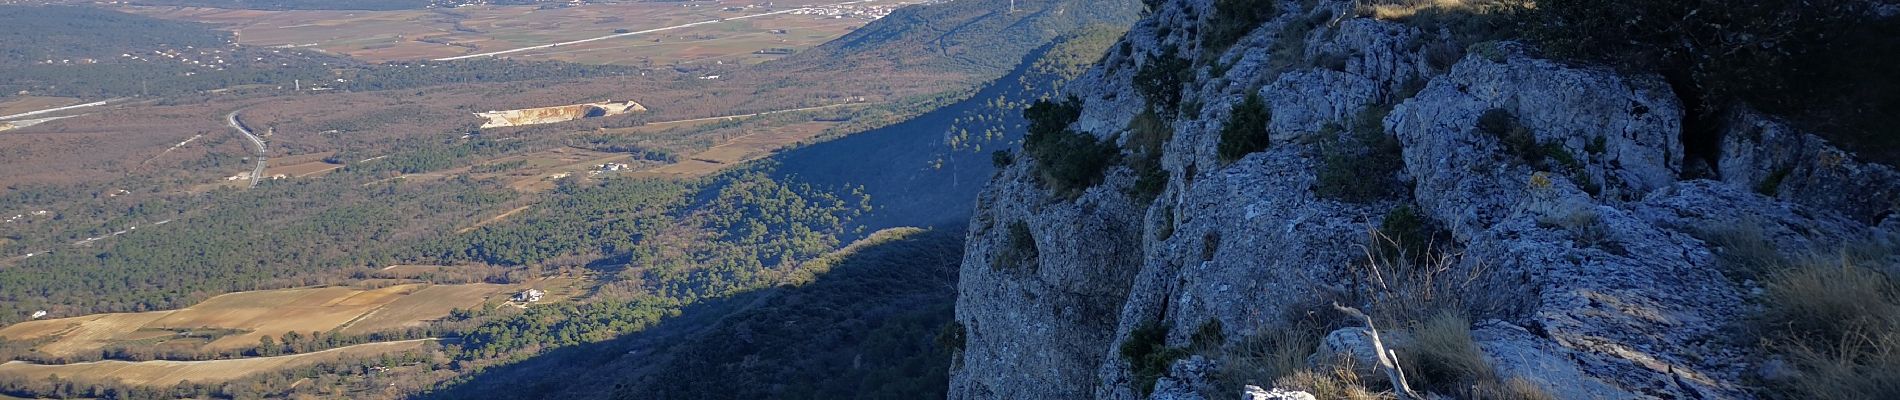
[
  {"x1": 770, "y1": 25, "x2": 1129, "y2": 232},
  {"x1": 758, "y1": 0, "x2": 1143, "y2": 81}
]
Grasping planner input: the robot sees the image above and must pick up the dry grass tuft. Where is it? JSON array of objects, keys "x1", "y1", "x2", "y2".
[
  {"x1": 1399, "y1": 312, "x2": 1492, "y2": 387},
  {"x1": 1352, "y1": 227, "x2": 1508, "y2": 330},
  {"x1": 1469, "y1": 377, "x2": 1559, "y2": 400},
  {"x1": 1219, "y1": 321, "x2": 1326, "y2": 392},
  {"x1": 1775, "y1": 330, "x2": 1900, "y2": 399},
  {"x1": 1274, "y1": 366, "x2": 1395, "y2": 400},
  {"x1": 1758, "y1": 257, "x2": 1900, "y2": 346},
  {"x1": 1701, "y1": 221, "x2": 1787, "y2": 280},
  {"x1": 1754, "y1": 253, "x2": 1900, "y2": 399}
]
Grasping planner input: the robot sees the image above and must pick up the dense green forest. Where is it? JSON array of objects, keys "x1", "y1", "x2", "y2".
[
  {"x1": 413, "y1": 164, "x2": 869, "y2": 301},
  {"x1": 0, "y1": 6, "x2": 227, "y2": 62},
  {"x1": 0, "y1": 172, "x2": 517, "y2": 322},
  {"x1": 413, "y1": 228, "x2": 964, "y2": 400}
]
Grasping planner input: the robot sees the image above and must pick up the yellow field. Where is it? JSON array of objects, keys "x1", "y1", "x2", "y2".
[
  {"x1": 0, "y1": 339, "x2": 434, "y2": 386},
  {"x1": 266, "y1": 152, "x2": 345, "y2": 178},
  {"x1": 0, "y1": 283, "x2": 523, "y2": 356}
]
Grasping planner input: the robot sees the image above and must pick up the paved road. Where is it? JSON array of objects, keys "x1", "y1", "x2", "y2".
[
  {"x1": 435, "y1": 0, "x2": 893, "y2": 61},
  {"x1": 225, "y1": 110, "x2": 268, "y2": 188},
  {"x1": 0, "y1": 99, "x2": 118, "y2": 121}
]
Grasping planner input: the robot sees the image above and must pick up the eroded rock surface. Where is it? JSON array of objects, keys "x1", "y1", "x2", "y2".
[{"x1": 949, "y1": 0, "x2": 1899, "y2": 399}]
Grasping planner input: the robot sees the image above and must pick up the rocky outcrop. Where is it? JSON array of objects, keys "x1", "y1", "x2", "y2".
[
  {"x1": 476, "y1": 100, "x2": 645, "y2": 128},
  {"x1": 950, "y1": 0, "x2": 1899, "y2": 399}
]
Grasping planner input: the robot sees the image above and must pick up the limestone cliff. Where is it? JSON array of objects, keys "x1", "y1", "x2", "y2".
[{"x1": 950, "y1": 1, "x2": 1899, "y2": 399}]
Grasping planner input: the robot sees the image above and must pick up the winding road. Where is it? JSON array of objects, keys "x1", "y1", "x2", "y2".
[{"x1": 225, "y1": 110, "x2": 268, "y2": 188}]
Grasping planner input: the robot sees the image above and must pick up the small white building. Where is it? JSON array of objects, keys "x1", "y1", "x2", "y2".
[
  {"x1": 513, "y1": 289, "x2": 546, "y2": 303},
  {"x1": 30, "y1": 310, "x2": 47, "y2": 319}
]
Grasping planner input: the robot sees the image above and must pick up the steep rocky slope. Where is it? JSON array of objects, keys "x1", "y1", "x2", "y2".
[{"x1": 950, "y1": 1, "x2": 1899, "y2": 399}]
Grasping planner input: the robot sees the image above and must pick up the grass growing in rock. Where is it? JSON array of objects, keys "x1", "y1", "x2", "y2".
[
  {"x1": 1127, "y1": 107, "x2": 1173, "y2": 205},
  {"x1": 993, "y1": 221, "x2": 1039, "y2": 273},
  {"x1": 1700, "y1": 221, "x2": 1787, "y2": 282},
  {"x1": 1316, "y1": 105, "x2": 1406, "y2": 203},
  {"x1": 1135, "y1": 48, "x2": 1193, "y2": 113},
  {"x1": 1398, "y1": 312, "x2": 1491, "y2": 390},
  {"x1": 1218, "y1": 93, "x2": 1272, "y2": 164},
  {"x1": 1023, "y1": 98, "x2": 1117, "y2": 197},
  {"x1": 1477, "y1": 108, "x2": 1539, "y2": 164},
  {"x1": 1121, "y1": 321, "x2": 1189, "y2": 396},
  {"x1": 1754, "y1": 254, "x2": 1900, "y2": 399},
  {"x1": 1476, "y1": 108, "x2": 1600, "y2": 195},
  {"x1": 1203, "y1": 0, "x2": 1277, "y2": 54},
  {"x1": 1218, "y1": 318, "x2": 1330, "y2": 395}
]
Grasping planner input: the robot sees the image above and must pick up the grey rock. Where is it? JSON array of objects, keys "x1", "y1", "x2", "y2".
[
  {"x1": 1151, "y1": 356, "x2": 1219, "y2": 400},
  {"x1": 1243, "y1": 386, "x2": 1316, "y2": 400},
  {"x1": 1756, "y1": 356, "x2": 1798, "y2": 383},
  {"x1": 1716, "y1": 107, "x2": 1900, "y2": 225},
  {"x1": 1307, "y1": 327, "x2": 1383, "y2": 383},
  {"x1": 1473, "y1": 321, "x2": 1638, "y2": 400},
  {"x1": 949, "y1": 1, "x2": 1897, "y2": 400}
]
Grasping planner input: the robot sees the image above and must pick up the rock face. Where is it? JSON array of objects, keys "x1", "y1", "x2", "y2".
[{"x1": 949, "y1": 0, "x2": 1899, "y2": 399}]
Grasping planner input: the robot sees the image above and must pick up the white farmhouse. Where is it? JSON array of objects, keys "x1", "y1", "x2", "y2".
[{"x1": 513, "y1": 289, "x2": 546, "y2": 303}]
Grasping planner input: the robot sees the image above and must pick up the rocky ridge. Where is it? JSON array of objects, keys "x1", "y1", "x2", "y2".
[{"x1": 949, "y1": 0, "x2": 1899, "y2": 399}]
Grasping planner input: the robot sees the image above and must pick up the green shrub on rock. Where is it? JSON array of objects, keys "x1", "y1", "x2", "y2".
[
  {"x1": 1218, "y1": 93, "x2": 1272, "y2": 164},
  {"x1": 1023, "y1": 98, "x2": 1117, "y2": 196}
]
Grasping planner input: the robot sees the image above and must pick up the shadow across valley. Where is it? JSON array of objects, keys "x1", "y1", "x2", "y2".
[{"x1": 419, "y1": 227, "x2": 965, "y2": 400}]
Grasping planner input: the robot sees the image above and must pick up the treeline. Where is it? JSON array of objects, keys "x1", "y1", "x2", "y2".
[
  {"x1": 0, "y1": 6, "x2": 226, "y2": 63},
  {"x1": 0, "y1": 349, "x2": 443, "y2": 400},
  {"x1": 355, "y1": 136, "x2": 524, "y2": 175},
  {"x1": 414, "y1": 228, "x2": 965, "y2": 400},
  {"x1": 625, "y1": 169, "x2": 870, "y2": 301},
  {"x1": 337, "y1": 59, "x2": 642, "y2": 92},
  {"x1": 0, "y1": 170, "x2": 519, "y2": 324},
  {"x1": 449, "y1": 297, "x2": 680, "y2": 364},
  {"x1": 613, "y1": 229, "x2": 963, "y2": 400},
  {"x1": 417, "y1": 178, "x2": 690, "y2": 266},
  {"x1": 943, "y1": 25, "x2": 1129, "y2": 157},
  {"x1": 418, "y1": 167, "x2": 869, "y2": 302}
]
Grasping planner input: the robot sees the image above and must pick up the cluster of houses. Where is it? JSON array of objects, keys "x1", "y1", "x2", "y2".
[
  {"x1": 590, "y1": 162, "x2": 630, "y2": 176},
  {"x1": 5, "y1": 210, "x2": 48, "y2": 223},
  {"x1": 788, "y1": 3, "x2": 913, "y2": 20}
]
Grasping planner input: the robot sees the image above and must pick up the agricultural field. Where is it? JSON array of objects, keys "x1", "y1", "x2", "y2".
[
  {"x1": 0, "y1": 278, "x2": 573, "y2": 358},
  {"x1": 121, "y1": 0, "x2": 922, "y2": 66},
  {"x1": 0, "y1": 339, "x2": 434, "y2": 386},
  {"x1": 263, "y1": 151, "x2": 345, "y2": 178},
  {"x1": 0, "y1": 97, "x2": 84, "y2": 119}
]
